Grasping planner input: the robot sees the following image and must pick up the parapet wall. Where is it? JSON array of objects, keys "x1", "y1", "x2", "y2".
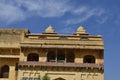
[{"x1": 0, "y1": 29, "x2": 29, "y2": 48}]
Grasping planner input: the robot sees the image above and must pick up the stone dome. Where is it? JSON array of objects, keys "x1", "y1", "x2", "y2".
[
  {"x1": 43, "y1": 25, "x2": 57, "y2": 34},
  {"x1": 74, "y1": 26, "x2": 88, "y2": 35}
]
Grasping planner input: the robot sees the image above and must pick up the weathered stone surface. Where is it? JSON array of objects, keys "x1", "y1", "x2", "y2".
[{"x1": 0, "y1": 26, "x2": 104, "y2": 80}]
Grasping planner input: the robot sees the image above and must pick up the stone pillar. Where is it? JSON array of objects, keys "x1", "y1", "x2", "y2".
[
  {"x1": 9, "y1": 65, "x2": 15, "y2": 80},
  {"x1": 39, "y1": 50, "x2": 47, "y2": 62},
  {"x1": 75, "y1": 50, "x2": 83, "y2": 63},
  {"x1": 20, "y1": 52, "x2": 25, "y2": 61},
  {"x1": 17, "y1": 69, "x2": 23, "y2": 80}
]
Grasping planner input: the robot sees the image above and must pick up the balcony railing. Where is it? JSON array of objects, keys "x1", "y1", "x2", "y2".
[{"x1": 18, "y1": 61, "x2": 103, "y2": 68}]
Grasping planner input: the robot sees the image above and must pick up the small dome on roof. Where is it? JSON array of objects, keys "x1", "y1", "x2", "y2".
[
  {"x1": 74, "y1": 26, "x2": 88, "y2": 35},
  {"x1": 77, "y1": 26, "x2": 85, "y2": 32},
  {"x1": 43, "y1": 25, "x2": 57, "y2": 34}
]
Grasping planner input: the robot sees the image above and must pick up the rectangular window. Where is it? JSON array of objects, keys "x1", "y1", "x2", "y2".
[{"x1": 57, "y1": 50, "x2": 65, "y2": 62}]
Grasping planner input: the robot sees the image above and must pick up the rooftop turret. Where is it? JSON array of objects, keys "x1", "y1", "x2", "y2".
[{"x1": 74, "y1": 26, "x2": 88, "y2": 35}]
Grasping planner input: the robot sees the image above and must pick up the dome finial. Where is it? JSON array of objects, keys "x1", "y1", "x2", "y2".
[
  {"x1": 74, "y1": 25, "x2": 88, "y2": 35},
  {"x1": 43, "y1": 25, "x2": 57, "y2": 34}
]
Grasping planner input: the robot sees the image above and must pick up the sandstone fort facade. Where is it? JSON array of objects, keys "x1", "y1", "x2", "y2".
[{"x1": 0, "y1": 26, "x2": 104, "y2": 80}]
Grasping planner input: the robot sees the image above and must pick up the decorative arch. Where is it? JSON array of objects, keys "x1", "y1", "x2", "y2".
[
  {"x1": 27, "y1": 53, "x2": 39, "y2": 61},
  {"x1": 0, "y1": 65, "x2": 9, "y2": 78},
  {"x1": 54, "y1": 77, "x2": 66, "y2": 80},
  {"x1": 83, "y1": 55, "x2": 95, "y2": 63}
]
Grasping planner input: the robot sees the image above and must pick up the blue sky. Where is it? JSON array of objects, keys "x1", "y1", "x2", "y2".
[{"x1": 0, "y1": 0, "x2": 120, "y2": 80}]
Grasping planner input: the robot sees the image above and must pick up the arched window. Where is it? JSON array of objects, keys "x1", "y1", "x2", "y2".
[
  {"x1": 54, "y1": 77, "x2": 66, "y2": 80},
  {"x1": 0, "y1": 65, "x2": 9, "y2": 78},
  {"x1": 83, "y1": 55, "x2": 95, "y2": 63},
  {"x1": 27, "y1": 53, "x2": 39, "y2": 61}
]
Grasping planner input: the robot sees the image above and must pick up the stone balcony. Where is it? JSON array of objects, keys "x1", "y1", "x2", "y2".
[{"x1": 18, "y1": 61, "x2": 104, "y2": 69}]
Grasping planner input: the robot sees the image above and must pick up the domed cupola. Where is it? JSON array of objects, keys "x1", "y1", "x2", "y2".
[
  {"x1": 74, "y1": 26, "x2": 88, "y2": 35},
  {"x1": 43, "y1": 25, "x2": 57, "y2": 34}
]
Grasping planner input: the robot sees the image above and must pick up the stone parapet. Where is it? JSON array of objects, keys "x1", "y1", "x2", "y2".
[{"x1": 19, "y1": 61, "x2": 104, "y2": 69}]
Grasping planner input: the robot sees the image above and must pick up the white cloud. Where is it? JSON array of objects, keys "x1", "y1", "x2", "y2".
[
  {"x1": 96, "y1": 16, "x2": 108, "y2": 24},
  {"x1": 58, "y1": 27, "x2": 75, "y2": 34},
  {"x1": 0, "y1": 0, "x2": 70, "y2": 24},
  {"x1": 65, "y1": 7, "x2": 106, "y2": 25},
  {"x1": 16, "y1": 0, "x2": 71, "y2": 17},
  {"x1": 0, "y1": 1, "x2": 25, "y2": 24},
  {"x1": 0, "y1": 0, "x2": 108, "y2": 25},
  {"x1": 72, "y1": 6, "x2": 88, "y2": 15}
]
